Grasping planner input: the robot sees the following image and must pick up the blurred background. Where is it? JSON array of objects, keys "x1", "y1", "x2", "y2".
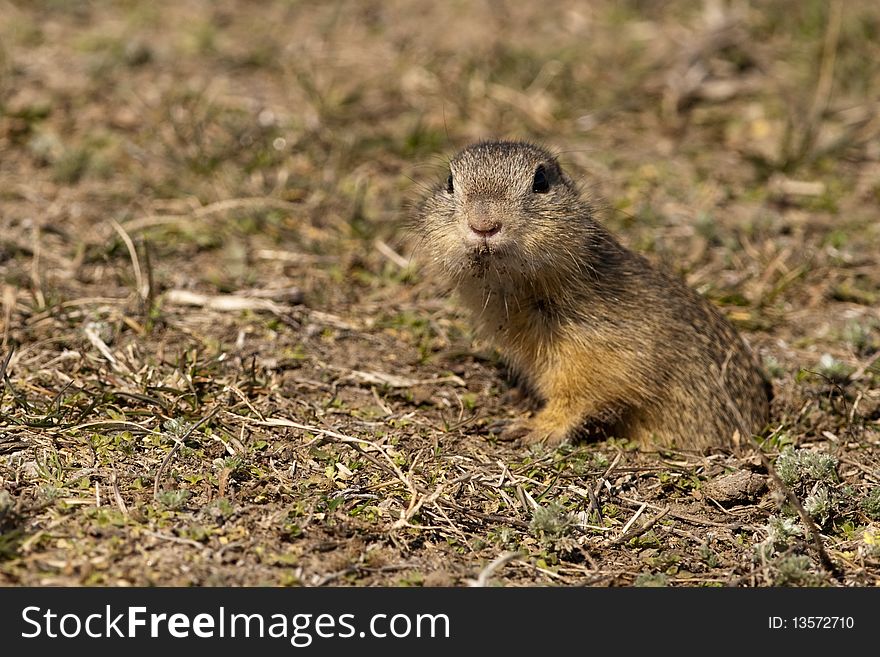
[
  {"x1": 2, "y1": 0, "x2": 878, "y2": 289},
  {"x1": 0, "y1": 1, "x2": 878, "y2": 585},
  {"x1": 1, "y1": 1, "x2": 878, "y2": 313}
]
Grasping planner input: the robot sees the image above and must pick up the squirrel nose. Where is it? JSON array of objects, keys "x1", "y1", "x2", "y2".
[
  {"x1": 469, "y1": 223, "x2": 501, "y2": 238},
  {"x1": 467, "y1": 216, "x2": 502, "y2": 238}
]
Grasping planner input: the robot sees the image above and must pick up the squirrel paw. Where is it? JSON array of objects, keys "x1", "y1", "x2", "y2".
[
  {"x1": 495, "y1": 419, "x2": 568, "y2": 447},
  {"x1": 494, "y1": 419, "x2": 531, "y2": 442},
  {"x1": 518, "y1": 426, "x2": 568, "y2": 447}
]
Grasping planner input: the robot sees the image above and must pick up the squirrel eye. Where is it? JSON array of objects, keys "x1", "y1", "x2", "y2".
[
  {"x1": 446, "y1": 173, "x2": 454, "y2": 194},
  {"x1": 532, "y1": 165, "x2": 550, "y2": 193}
]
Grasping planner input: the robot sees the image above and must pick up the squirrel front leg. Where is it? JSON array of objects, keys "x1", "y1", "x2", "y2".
[{"x1": 502, "y1": 395, "x2": 624, "y2": 446}]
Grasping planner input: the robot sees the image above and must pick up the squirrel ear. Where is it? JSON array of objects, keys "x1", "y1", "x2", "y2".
[{"x1": 532, "y1": 165, "x2": 550, "y2": 193}]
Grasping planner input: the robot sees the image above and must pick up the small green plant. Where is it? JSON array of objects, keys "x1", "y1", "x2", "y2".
[
  {"x1": 164, "y1": 417, "x2": 195, "y2": 438},
  {"x1": 634, "y1": 572, "x2": 668, "y2": 587},
  {"x1": 770, "y1": 555, "x2": 823, "y2": 586},
  {"x1": 157, "y1": 489, "x2": 192, "y2": 510},
  {"x1": 699, "y1": 543, "x2": 720, "y2": 569},
  {"x1": 181, "y1": 524, "x2": 210, "y2": 542},
  {"x1": 841, "y1": 320, "x2": 878, "y2": 356},
  {"x1": 529, "y1": 501, "x2": 574, "y2": 542},
  {"x1": 860, "y1": 487, "x2": 880, "y2": 520},
  {"x1": 775, "y1": 448, "x2": 838, "y2": 491},
  {"x1": 814, "y1": 353, "x2": 854, "y2": 383},
  {"x1": 658, "y1": 470, "x2": 700, "y2": 493},
  {"x1": 52, "y1": 147, "x2": 91, "y2": 184},
  {"x1": 205, "y1": 498, "x2": 234, "y2": 523},
  {"x1": 760, "y1": 430, "x2": 795, "y2": 451},
  {"x1": 756, "y1": 515, "x2": 803, "y2": 559},
  {"x1": 803, "y1": 484, "x2": 834, "y2": 525},
  {"x1": 762, "y1": 355, "x2": 785, "y2": 378},
  {"x1": 213, "y1": 456, "x2": 245, "y2": 475},
  {"x1": 0, "y1": 490, "x2": 13, "y2": 520}
]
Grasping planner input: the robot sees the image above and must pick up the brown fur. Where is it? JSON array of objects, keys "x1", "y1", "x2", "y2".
[{"x1": 415, "y1": 140, "x2": 770, "y2": 451}]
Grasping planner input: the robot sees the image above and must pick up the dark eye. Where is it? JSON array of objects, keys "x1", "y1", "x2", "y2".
[
  {"x1": 446, "y1": 173, "x2": 454, "y2": 194},
  {"x1": 532, "y1": 165, "x2": 550, "y2": 193}
]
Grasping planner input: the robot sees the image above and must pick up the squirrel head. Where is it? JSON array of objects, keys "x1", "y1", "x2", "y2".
[{"x1": 416, "y1": 140, "x2": 601, "y2": 287}]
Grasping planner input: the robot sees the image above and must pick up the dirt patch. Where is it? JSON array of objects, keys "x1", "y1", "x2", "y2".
[{"x1": 1, "y1": 0, "x2": 878, "y2": 586}]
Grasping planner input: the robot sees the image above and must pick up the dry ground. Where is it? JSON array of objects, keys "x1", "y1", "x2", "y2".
[{"x1": 1, "y1": 0, "x2": 879, "y2": 586}]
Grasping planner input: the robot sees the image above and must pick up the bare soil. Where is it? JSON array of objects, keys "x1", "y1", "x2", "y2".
[{"x1": 1, "y1": 0, "x2": 878, "y2": 586}]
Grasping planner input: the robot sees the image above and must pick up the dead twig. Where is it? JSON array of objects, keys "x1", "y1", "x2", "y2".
[
  {"x1": 615, "y1": 502, "x2": 647, "y2": 540},
  {"x1": 469, "y1": 551, "x2": 523, "y2": 587},
  {"x1": 610, "y1": 506, "x2": 670, "y2": 547},
  {"x1": 374, "y1": 239, "x2": 409, "y2": 269},
  {"x1": 164, "y1": 289, "x2": 288, "y2": 314}
]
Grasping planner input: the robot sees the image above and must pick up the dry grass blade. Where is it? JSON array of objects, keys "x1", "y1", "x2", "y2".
[
  {"x1": 615, "y1": 502, "x2": 647, "y2": 540},
  {"x1": 110, "y1": 219, "x2": 146, "y2": 302},
  {"x1": 83, "y1": 322, "x2": 124, "y2": 372},
  {"x1": 0, "y1": 346, "x2": 13, "y2": 385},
  {"x1": 469, "y1": 551, "x2": 523, "y2": 587},
  {"x1": 164, "y1": 289, "x2": 287, "y2": 314},
  {"x1": 1, "y1": 285, "x2": 16, "y2": 348},
  {"x1": 109, "y1": 467, "x2": 128, "y2": 515},
  {"x1": 610, "y1": 507, "x2": 670, "y2": 547}
]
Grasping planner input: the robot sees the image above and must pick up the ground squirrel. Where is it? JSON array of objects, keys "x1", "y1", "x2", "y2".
[{"x1": 416, "y1": 140, "x2": 770, "y2": 451}]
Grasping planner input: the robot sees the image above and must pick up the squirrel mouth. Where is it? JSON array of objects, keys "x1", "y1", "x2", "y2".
[
  {"x1": 468, "y1": 240, "x2": 493, "y2": 259},
  {"x1": 465, "y1": 241, "x2": 500, "y2": 274}
]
